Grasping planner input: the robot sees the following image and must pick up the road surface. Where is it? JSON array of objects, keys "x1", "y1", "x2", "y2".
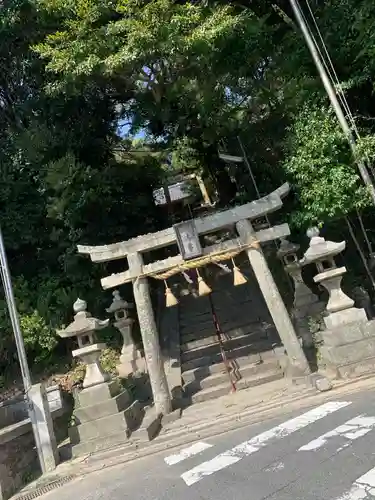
[{"x1": 43, "y1": 389, "x2": 375, "y2": 500}]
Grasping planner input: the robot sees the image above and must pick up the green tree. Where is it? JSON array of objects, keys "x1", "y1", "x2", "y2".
[
  {"x1": 0, "y1": 0, "x2": 166, "y2": 380},
  {"x1": 283, "y1": 105, "x2": 371, "y2": 228}
]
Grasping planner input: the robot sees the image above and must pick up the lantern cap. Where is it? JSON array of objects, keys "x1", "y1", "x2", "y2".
[
  {"x1": 106, "y1": 290, "x2": 134, "y2": 314},
  {"x1": 301, "y1": 228, "x2": 346, "y2": 265},
  {"x1": 57, "y1": 298, "x2": 109, "y2": 338}
]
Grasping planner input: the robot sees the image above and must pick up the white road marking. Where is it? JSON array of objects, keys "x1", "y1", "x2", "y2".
[
  {"x1": 299, "y1": 415, "x2": 375, "y2": 452},
  {"x1": 164, "y1": 442, "x2": 213, "y2": 465},
  {"x1": 181, "y1": 401, "x2": 351, "y2": 486},
  {"x1": 335, "y1": 466, "x2": 375, "y2": 499},
  {"x1": 265, "y1": 461, "x2": 285, "y2": 472}
]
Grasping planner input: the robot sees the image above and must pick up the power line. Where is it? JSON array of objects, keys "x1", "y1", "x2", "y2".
[
  {"x1": 304, "y1": 0, "x2": 360, "y2": 138},
  {"x1": 289, "y1": 0, "x2": 375, "y2": 206},
  {"x1": 289, "y1": 0, "x2": 375, "y2": 288},
  {"x1": 303, "y1": 0, "x2": 375, "y2": 181}
]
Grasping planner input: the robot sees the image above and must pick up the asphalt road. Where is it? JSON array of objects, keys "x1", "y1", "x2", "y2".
[{"x1": 44, "y1": 389, "x2": 375, "y2": 500}]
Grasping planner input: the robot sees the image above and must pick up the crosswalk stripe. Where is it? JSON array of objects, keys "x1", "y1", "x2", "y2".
[
  {"x1": 164, "y1": 442, "x2": 213, "y2": 465},
  {"x1": 181, "y1": 401, "x2": 351, "y2": 486},
  {"x1": 335, "y1": 466, "x2": 375, "y2": 499},
  {"x1": 299, "y1": 415, "x2": 375, "y2": 452}
]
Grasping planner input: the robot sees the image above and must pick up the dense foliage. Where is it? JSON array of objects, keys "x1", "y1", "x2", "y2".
[{"x1": 1, "y1": 0, "x2": 375, "y2": 380}]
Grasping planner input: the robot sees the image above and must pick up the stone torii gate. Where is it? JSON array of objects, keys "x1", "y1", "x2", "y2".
[{"x1": 78, "y1": 183, "x2": 311, "y2": 415}]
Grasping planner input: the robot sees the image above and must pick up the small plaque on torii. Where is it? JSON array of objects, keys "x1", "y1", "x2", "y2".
[{"x1": 173, "y1": 220, "x2": 203, "y2": 260}]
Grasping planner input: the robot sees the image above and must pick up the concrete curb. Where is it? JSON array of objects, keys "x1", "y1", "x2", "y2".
[{"x1": 14, "y1": 373, "x2": 375, "y2": 498}]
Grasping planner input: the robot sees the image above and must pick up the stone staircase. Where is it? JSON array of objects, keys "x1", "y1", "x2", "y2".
[{"x1": 178, "y1": 263, "x2": 286, "y2": 404}]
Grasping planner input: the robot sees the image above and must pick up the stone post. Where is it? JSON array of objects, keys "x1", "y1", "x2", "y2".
[
  {"x1": 29, "y1": 383, "x2": 59, "y2": 472},
  {"x1": 127, "y1": 252, "x2": 172, "y2": 415},
  {"x1": 106, "y1": 290, "x2": 146, "y2": 377},
  {"x1": 236, "y1": 219, "x2": 311, "y2": 376}
]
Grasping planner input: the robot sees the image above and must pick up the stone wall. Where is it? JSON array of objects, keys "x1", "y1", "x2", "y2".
[
  {"x1": 0, "y1": 385, "x2": 68, "y2": 500},
  {"x1": 0, "y1": 395, "x2": 27, "y2": 428},
  {"x1": 0, "y1": 386, "x2": 63, "y2": 429},
  {"x1": 0, "y1": 429, "x2": 40, "y2": 500}
]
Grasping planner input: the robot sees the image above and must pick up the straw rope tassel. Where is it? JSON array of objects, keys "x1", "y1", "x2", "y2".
[
  {"x1": 231, "y1": 258, "x2": 247, "y2": 286},
  {"x1": 196, "y1": 269, "x2": 211, "y2": 296},
  {"x1": 164, "y1": 280, "x2": 178, "y2": 307}
]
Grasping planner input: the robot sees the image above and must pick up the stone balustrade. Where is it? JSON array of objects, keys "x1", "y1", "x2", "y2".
[{"x1": 0, "y1": 385, "x2": 65, "y2": 500}]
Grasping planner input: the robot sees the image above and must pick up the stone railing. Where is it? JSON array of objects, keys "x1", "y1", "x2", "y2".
[
  {"x1": 0, "y1": 385, "x2": 63, "y2": 429},
  {"x1": 0, "y1": 386, "x2": 65, "y2": 500}
]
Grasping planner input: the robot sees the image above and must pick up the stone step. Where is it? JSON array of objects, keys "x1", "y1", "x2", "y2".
[
  {"x1": 69, "y1": 400, "x2": 142, "y2": 444},
  {"x1": 181, "y1": 333, "x2": 276, "y2": 363},
  {"x1": 181, "y1": 342, "x2": 280, "y2": 372},
  {"x1": 183, "y1": 358, "x2": 282, "y2": 392},
  {"x1": 74, "y1": 390, "x2": 130, "y2": 424},
  {"x1": 178, "y1": 285, "x2": 253, "y2": 302},
  {"x1": 179, "y1": 297, "x2": 258, "y2": 321},
  {"x1": 69, "y1": 411, "x2": 128, "y2": 444},
  {"x1": 179, "y1": 312, "x2": 212, "y2": 329},
  {"x1": 188, "y1": 370, "x2": 284, "y2": 404},
  {"x1": 182, "y1": 352, "x2": 268, "y2": 380},
  {"x1": 67, "y1": 431, "x2": 135, "y2": 459},
  {"x1": 179, "y1": 291, "x2": 254, "y2": 307},
  {"x1": 180, "y1": 314, "x2": 266, "y2": 336},
  {"x1": 179, "y1": 309, "x2": 271, "y2": 331},
  {"x1": 181, "y1": 323, "x2": 277, "y2": 349},
  {"x1": 76, "y1": 380, "x2": 121, "y2": 408}
]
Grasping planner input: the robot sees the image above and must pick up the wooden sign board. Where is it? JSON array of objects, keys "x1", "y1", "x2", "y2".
[{"x1": 173, "y1": 220, "x2": 203, "y2": 260}]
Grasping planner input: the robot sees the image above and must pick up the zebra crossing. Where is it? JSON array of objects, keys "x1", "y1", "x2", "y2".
[{"x1": 163, "y1": 400, "x2": 375, "y2": 498}]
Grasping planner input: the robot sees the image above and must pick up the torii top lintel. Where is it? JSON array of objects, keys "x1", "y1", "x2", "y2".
[{"x1": 77, "y1": 183, "x2": 290, "y2": 263}]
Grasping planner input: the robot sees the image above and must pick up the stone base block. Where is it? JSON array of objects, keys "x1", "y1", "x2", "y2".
[
  {"x1": 335, "y1": 356, "x2": 375, "y2": 379},
  {"x1": 74, "y1": 389, "x2": 130, "y2": 424},
  {"x1": 324, "y1": 307, "x2": 367, "y2": 329},
  {"x1": 77, "y1": 380, "x2": 121, "y2": 408},
  {"x1": 321, "y1": 338, "x2": 375, "y2": 366},
  {"x1": 117, "y1": 348, "x2": 147, "y2": 378},
  {"x1": 69, "y1": 400, "x2": 143, "y2": 445},
  {"x1": 321, "y1": 319, "x2": 375, "y2": 348},
  {"x1": 320, "y1": 319, "x2": 375, "y2": 379}
]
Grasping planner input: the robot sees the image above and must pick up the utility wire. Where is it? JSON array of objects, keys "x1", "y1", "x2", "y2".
[
  {"x1": 289, "y1": 0, "x2": 375, "y2": 205},
  {"x1": 304, "y1": 0, "x2": 360, "y2": 138},
  {"x1": 304, "y1": 0, "x2": 375, "y2": 181},
  {"x1": 290, "y1": 0, "x2": 375, "y2": 285},
  {"x1": 301, "y1": 1, "x2": 374, "y2": 254}
]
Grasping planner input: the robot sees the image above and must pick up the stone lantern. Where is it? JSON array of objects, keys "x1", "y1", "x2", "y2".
[
  {"x1": 299, "y1": 228, "x2": 375, "y2": 379},
  {"x1": 277, "y1": 237, "x2": 323, "y2": 347},
  {"x1": 57, "y1": 298, "x2": 110, "y2": 388},
  {"x1": 301, "y1": 228, "x2": 367, "y2": 329},
  {"x1": 106, "y1": 290, "x2": 146, "y2": 377},
  {"x1": 57, "y1": 299, "x2": 141, "y2": 457}
]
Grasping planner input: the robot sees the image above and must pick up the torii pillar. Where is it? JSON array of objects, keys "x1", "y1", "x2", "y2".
[{"x1": 236, "y1": 219, "x2": 311, "y2": 377}]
